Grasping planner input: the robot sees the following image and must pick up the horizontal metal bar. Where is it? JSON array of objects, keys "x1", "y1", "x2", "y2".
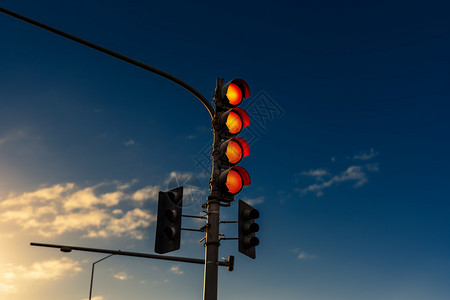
[
  {"x1": 220, "y1": 238, "x2": 238, "y2": 240},
  {"x1": 181, "y1": 228, "x2": 204, "y2": 232},
  {"x1": 30, "y1": 242, "x2": 230, "y2": 267},
  {"x1": 220, "y1": 221, "x2": 238, "y2": 224},
  {"x1": 182, "y1": 214, "x2": 207, "y2": 219}
]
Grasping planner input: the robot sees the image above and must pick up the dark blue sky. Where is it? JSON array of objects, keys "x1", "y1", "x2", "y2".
[{"x1": 1, "y1": 1, "x2": 449, "y2": 299}]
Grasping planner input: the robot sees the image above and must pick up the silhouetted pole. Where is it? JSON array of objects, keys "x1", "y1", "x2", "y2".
[{"x1": 89, "y1": 254, "x2": 114, "y2": 300}]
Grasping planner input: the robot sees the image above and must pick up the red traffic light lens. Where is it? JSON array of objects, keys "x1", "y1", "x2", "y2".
[
  {"x1": 226, "y1": 140, "x2": 243, "y2": 164},
  {"x1": 226, "y1": 83, "x2": 243, "y2": 106},
  {"x1": 218, "y1": 167, "x2": 251, "y2": 196},
  {"x1": 226, "y1": 169, "x2": 243, "y2": 194},
  {"x1": 226, "y1": 111, "x2": 243, "y2": 134},
  {"x1": 220, "y1": 108, "x2": 249, "y2": 137},
  {"x1": 218, "y1": 138, "x2": 249, "y2": 167},
  {"x1": 221, "y1": 79, "x2": 251, "y2": 107}
]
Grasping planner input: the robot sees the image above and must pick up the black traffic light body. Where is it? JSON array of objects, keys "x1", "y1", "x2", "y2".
[
  {"x1": 154, "y1": 186, "x2": 183, "y2": 254},
  {"x1": 238, "y1": 199, "x2": 260, "y2": 259}
]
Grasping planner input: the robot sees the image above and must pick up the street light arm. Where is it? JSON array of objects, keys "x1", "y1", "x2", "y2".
[
  {"x1": 0, "y1": 6, "x2": 214, "y2": 118},
  {"x1": 90, "y1": 254, "x2": 114, "y2": 300}
]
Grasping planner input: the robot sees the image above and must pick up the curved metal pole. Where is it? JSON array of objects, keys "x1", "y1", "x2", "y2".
[
  {"x1": 89, "y1": 254, "x2": 114, "y2": 300},
  {"x1": 0, "y1": 6, "x2": 214, "y2": 118}
]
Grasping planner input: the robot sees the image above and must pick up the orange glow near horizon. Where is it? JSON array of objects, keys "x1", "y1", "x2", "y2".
[{"x1": 226, "y1": 83, "x2": 243, "y2": 106}]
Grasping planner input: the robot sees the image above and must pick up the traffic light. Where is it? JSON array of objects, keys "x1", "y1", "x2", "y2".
[
  {"x1": 154, "y1": 186, "x2": 183, "y2": 254},
  {"x1": 238, "y1": 199, "x2": 260, "y2": 259},
  {"x1": 214, "y1": 79, "x2": 251, "y2": 200}
]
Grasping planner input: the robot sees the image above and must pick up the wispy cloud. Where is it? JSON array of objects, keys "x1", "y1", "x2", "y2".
[
  {"x1": 0, "y1": 181, "x2": 157, "y2": 239},
  {"x1": 293, "y1": 249, "x2": 317, "y2": 261},
  {"x1": 297, "y1": 252, "x2": 317, "y2": 260},
  {"x1": 131, "y1": 185, "x2": 159, "y2": 202},
  {"x1": 353, "y1": 148, "x2": 378, "y2": 160},
  {"x1": 113, "y1": 272, "x2": 129, "y2": 280},
  {"x1": 296, "y1": 149, "x2": 380, "y2": 197},
  {"x1": 124, "y1": 139, "x2": 135, "y2": 146},
  {"x1": 169, "y1": 265, "x2": 184, "y2": 275},
  {"x1": 301, "y1": 169, "x2": 330, "y2": 181},
  {"x1": 297, "y1": 165, "x2": 371, "y2": 197},
  {"x1": 1, "y1": 258, "x2": 82, "y2": 293},
  {"x1": 242, "y1": 196, "x2": 265, "y2": 206}
]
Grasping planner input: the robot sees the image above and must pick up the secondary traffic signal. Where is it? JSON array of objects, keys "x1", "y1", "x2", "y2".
[
  {"x1": 214, "y1": 79, "x2": 251, "y2": 199},
  {"x1": 238, "y1": 200, "x2": 260, "y2": 259},
  {"x1": 154, "y1": 186, "x2": 183, "y2": 254}
]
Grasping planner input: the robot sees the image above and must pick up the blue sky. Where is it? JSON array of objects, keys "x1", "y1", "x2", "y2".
[{"x1": 1, "y1": 1, "x2": 449, "y2": 299}]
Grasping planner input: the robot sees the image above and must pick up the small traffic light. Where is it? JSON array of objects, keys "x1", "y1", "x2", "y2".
[
  {"x1": 154, "y1": 186, "x2": 183, "y2": 254},
  {"x1": 213, "y1": 79, "x2": 251, "y2": 200},
  {"x1": 238, "y1": 200, "x2": 260, "y2": 259}
]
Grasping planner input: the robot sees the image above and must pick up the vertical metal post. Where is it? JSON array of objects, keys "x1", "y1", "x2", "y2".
[
  {"x1": 203, "y1": 196, "x2": 220, "y2": 300},
  {"x1": 203, "y1": 79, "x2": 223, "y2": 300},
  {"x1": 89, "y1": 254, "x2": 114, "y2": 300}
]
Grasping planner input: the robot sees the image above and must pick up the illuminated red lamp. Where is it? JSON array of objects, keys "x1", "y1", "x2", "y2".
[
  {"x1": 221, "y1": 79, "x2": 251, "y2": 107},
  {"x1": 219, "y1": 108, "x2": 250, "y2": 136},
  {"x1": 218, "y1": 166, "x2": 251, "y2": 195},
  {"x1": 218, "y1": 137, "x2": 250, "y2": 166}
]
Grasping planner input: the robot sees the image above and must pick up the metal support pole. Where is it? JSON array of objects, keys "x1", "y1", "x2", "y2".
[
  {"x1": 203, "y1": 197, "x2": 220, "y2": 300},
  {"x1": 203, "y1": 78, "x2": 223, "y2": 300},
  {"x1": 89, "y1": 254, "x2": 114, "y2": 300}
]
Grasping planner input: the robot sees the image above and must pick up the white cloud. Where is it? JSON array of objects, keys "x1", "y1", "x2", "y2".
[
  {"x1": 242, "y1": 196, "x2": 264, "y2": 206},
  {"x1": 64, "y1": 186, "x2": 123, "y2": 210},
  {"x1": 1, "y1": 258, "x2": 82, "y2": 293},
  {"x1": 114, "y1": 272, "x2": 129, "y2": 280},
  {"x1": 353, "y1": 148, "x2": 378, "y2": 160},
  {"x1": 25, "y1": 257, "x2": 82, "y2": 280},
  {"x1": 169, "y1": 265, "x2": 183, "y2": 275},
  {"x1": 293, "y1": 249, "x2": 317, "y2": 261},
  {"x1": 301, "y1": 169, "x2": 330, "y2": 181},
  {"x1": 1, "y1": 183, "x2": 75, "y2": 208},
  {"x1": 132, "y1": 185, "x2": 159, "y2": 202},
  {"x1": 297, "y1": 251, "x2": 317, "y2": 260},
  {"x1": 0, "y1": 181, "x2": 156, "y2": 239},
  {"x1": 124, "y1": 139, "x2": 135, "y2": 146},
  {"x1": 366, "y1": 163, "x2": 380, "y2": 172},
  {"x1": 298, "y1": 165, "x2": 370, "y2": 197}
]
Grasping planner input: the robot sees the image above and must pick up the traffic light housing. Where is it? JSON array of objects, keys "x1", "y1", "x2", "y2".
[
  {"x1": 238, "y1": 200, "x2": 260, "y2": 259},
  {"x1": 154, "y1": 186, "x2": 183, "y2": 254},
  {"x1": 213, "y1": 79, "x2": 251, "y2": 200}
]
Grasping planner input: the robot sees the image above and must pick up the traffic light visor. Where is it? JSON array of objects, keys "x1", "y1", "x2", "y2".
[
  {"x1": 233, "y1": 137, "x2": 250, "y2": 157},
  {"x1": 233, "y1": 166, "x2": 251, "y2": 186}
]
